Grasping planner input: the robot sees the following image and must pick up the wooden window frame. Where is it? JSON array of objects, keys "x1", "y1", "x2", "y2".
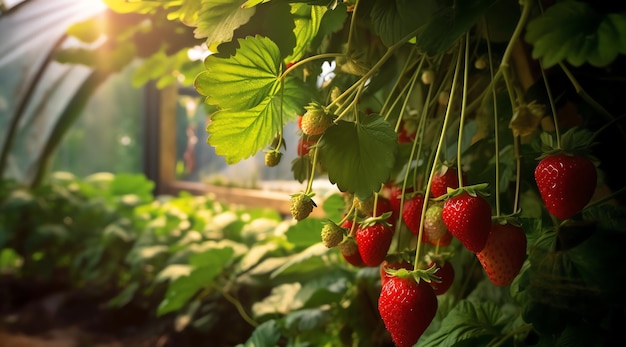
[{"x1": 143, "y1": 82, "x2": 326, "y2": 217}]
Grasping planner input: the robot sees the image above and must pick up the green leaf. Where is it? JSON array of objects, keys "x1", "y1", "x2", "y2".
[
  {"x1": 370, "y1": 0, "x2": 439, "y2": 47},
  {"x1": 291, "y1": 155, "x2": 312, "y2": 183},
  {"x1": 318, "y1": 117, "x2": 398, "y2": 200},
  {"x1": 238, "y1": 319, "x2": 281, "y2": 347},
  {"x1": 418, "y1": 300, "x2": 509, "y2": 347},
  {"x1": 194, "y1": 0, "x2": 256, "y2": 51},
  {"x1": 285, "y1": 217, "x2": 323, "y2": 248},
  {"x1": 295, "y1": 270, "x2": 349, "y2": 308},
  {"x1": 416, "y1": 0, "x2": 498, "y2": 56},
  {"x1": 107, "y1": 282, "x2": 139, "y2": 308},
  {"x1": 271, "y1": 243, "x2": 333, "y2": 280},
  {"x1": 525, "y1": 1, "x2": 626, "y2": 68},
  {"x1": 284, "y1": 307, "x2": 328, "y2": 332},
  {"x1": 157, "y1": 247, "x2": 234, "y2": 316},
  {"x1": 322, "y1": 193, "x2": 345, "y2": 221},
  {"x1": 284, "y1": 4, "x2": 327, "y2": 63},
  {"x1": 195, "y1": 36, "x2": 281, "y2": 111}
]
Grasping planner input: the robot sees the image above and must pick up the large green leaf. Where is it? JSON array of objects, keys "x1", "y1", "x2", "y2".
[
  {"x1": 236, "y1": 319, "x2": 281, "y2": 347},
  {"x1": 284, "y1": 4, "x2": 327, "y2": 63},
  {"x1": 206, "y1": 76, "x2": 308, "y2": 164},
  {"x1": 195, "y1": 36, "x2": 281, "y2": 111},
  {"x1": 369, "y1": 0, "x2": 439, "y2": 47},
  {"x1": 318, "y1": 117, "x2": 398, "y2": 200},
  {"x1": 193, "y1": 0, "x2": 256, "y2": 51},
  {"x1": 416, "y1": 0, "x2": 498, "y2": 56},
  {"x1": 418, "y1": 300, "x2": 510, "y2": 347},
  {"x1": 525, "y1": 0, "x2": 626, "y2": 68}
]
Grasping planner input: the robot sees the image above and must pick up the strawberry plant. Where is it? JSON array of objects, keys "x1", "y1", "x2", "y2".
[{"x1": 6, "y1": 0, "x2": 626, "y2": 345}]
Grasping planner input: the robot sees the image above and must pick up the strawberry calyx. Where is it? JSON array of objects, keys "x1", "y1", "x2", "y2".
[
  {"x1": 433, "y1": 183, "x2": 490, "y2": 202},
  {"x1": 360, "y1": 212, "x2": 393, "y2": 228},
  {"x1": 536, "y1": 127, "x2": 598, "y2": 162},
  {"x1": 384, "y1": 263, "x2": 440, "y2": 285}
]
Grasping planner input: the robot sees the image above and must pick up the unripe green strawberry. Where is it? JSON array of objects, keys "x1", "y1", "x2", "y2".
[
  {"x1": 301, "y1": 102, "x2": 333, "y2": 136},
  {"x1": 264, "y1": 151, "x2": 282, "y2": 167},
  {"x1": 423, "y1": 203, "x2": 448, "y2": 242},
  {"x1": 289, "y1": 192, "x2": 315, "y2": 221},
  {"x1": 321, "y1": 221, "x2": 345, "y2": 248}
]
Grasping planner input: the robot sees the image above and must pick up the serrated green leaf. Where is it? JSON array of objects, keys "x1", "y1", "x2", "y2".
[
  {"x1": 194, "y1": 0, "x2": 256, "y2": 50},
  {"x1": 525, "y1": 1, "x2": 626, "y2": 68},
  {"x1": 285, "y1": 4, "x2": 327, "y2": 63},
  {"x1": 370, "y1": 0, "x2": 439, "y2": 47},
  {"x1": 318, "y1": 117, "x2": 398, "y2": 200},
  {"x1": 206, "y1": 77, "x2": 307, "y2": 164},
  {"x1": 416, "y1": 0, "x2": 497, "y2": 55},
  {"x1": 195, "y1": 36, "x2": 281, "y2": 111},
  {"x1": 418, "y1": 300, "x2": 508, "y2": 347}
]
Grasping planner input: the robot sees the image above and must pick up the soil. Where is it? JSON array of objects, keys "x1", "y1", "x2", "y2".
[{"x1": 0, "y1": 276, "x2": 180, "y2": 347}]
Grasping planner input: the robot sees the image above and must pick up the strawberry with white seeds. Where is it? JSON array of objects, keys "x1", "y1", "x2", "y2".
[
  {"x1": 320, "y1": 220, "x2": 345, "y2": 248},
  {"x1": 440, "y1": 184, "x2": 492, "y2": 253},
  {"x1": 477, "y1": 221, "x2": 527, "y2": 286}
]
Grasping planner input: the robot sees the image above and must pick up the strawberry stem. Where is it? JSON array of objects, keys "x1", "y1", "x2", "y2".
[
  {"x1": 456, "y1": 32, "x2": 470, "y2": 189},
  {"x1": 414, "y1": 40, "x2": 464, "y2": 271}
]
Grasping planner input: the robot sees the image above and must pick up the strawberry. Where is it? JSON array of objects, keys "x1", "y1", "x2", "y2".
[
  {"x1": 339, "y1": 235, "x2": 365, "y2": 267},
  {"x1": 380, "y1": 260, "x2": 414, "y2": 288},
  {"x1": 441, "y1": 190, "x2": 492, "y2": 253},
  {"x1": 289, "y1": 192, "x2": 316, "y2": 221},
  {"x1": 431, "y1": 165, "x2": 468, "y2": 198},
  {"x1": 297, "y1": 114, "x2": 303, "y2": 129},
  {"x1": 389, "y1": 185, "x2": 413, "y2": 226},
  {"x1": 423, "y1": 202, "x2": 448, "y2": 242},
  {"x1": 356, "y1": 221, "x2": 394, "y2": 267},
  {"x1": 264, "y1": 150, "x2": 282, "y2": 167},
  {"x1": 534, "y1": 153, "x2": 597, "y2": 220},
  {"x1": 378, "y1": 275, "x2": 438, "y2": 347},
  {"x1": 297, "y1": 137, "x2": 316, "y2": 156},
  {"x1": 429, "y1": 260, "x2": 454, "y2": 295},
  {"x1": 402, "y1": 193, "x2": 425, "y2": 236},
  {"x1": 424, "y1": 230, "x2": 453, "y2": 247},
  {"x1": 321, "y1": 221, "x2": 345, "y2": 248},
  {"x1": 301, "y1": 102, "x2": 333, "y2": 136},
  {"x1": 476, "y1": 222, "x2": 527, "y2": 286}
]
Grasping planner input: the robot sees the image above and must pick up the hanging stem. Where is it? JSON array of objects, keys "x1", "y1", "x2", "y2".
[{"x1": 413, "y1": 41, "x2": 464, "y2": 270}]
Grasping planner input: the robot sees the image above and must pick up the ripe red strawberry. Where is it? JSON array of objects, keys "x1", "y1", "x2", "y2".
[
  {"x1": 431, "y1": 166, "x2": 468, "y2": 198},
  {"x1": 402, "y1": 193, "x2": 425, "y2": 236},
  {"x1": 378, "y1": 276, "x2": 438, "y2": 347},
  {"x1": 356, "y1": 222, "x2": 394, "y2": 267},
  {"x1": 441, "y1": 191, "x2": 492, "y2": 253},
  {"x1": 476, "y1": 222, "x2": 527, "y2": 286},
  {"x1": 380, "y1": 260, "x2": 413, "y2": 287},
  {"x1": 339, "y1": 234, "x2": 365, "y2": 267},
  {"x1": 534, "y1": 153, "x2": 597, "y2": 220},
  {"x1": 429, "y1": 260, "x2": 454, "y2": 295}
]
